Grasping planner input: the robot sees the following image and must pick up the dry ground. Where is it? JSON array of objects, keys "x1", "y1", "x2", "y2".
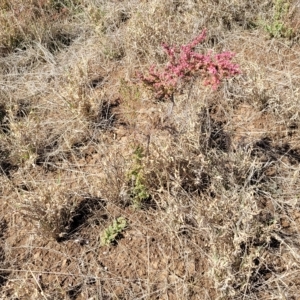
[{"x1": 1, "y1": 0, "x2": 300, "y2": 299}]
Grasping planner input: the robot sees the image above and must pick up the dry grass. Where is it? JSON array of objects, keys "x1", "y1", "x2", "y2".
[{"x1": 1, "y1": 0, "x2": 300, "y2": 299}]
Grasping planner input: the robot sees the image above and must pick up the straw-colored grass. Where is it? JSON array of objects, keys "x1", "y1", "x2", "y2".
[{"x1": 1, "y1": 0, "x2": 300, "y2": 299}]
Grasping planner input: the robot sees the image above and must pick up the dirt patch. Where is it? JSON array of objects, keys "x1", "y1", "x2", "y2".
[
  {"x1": 0, "y1": 203, "x2": 214, "y2": 299},
  {"x1": 231, "y1": 104, "x2": 284, "y2": 147}
]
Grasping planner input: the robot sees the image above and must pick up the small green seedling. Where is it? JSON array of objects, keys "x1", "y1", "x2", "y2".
[
  {"x1": 100, "y1": 217, "x2": 127, "y2": 246},
  {"x1": 127, "y1": 146, "x2": 150, "y2": 209}
]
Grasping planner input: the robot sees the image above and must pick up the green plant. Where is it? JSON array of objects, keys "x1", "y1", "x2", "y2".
[
  {"x1": 100, "y1": 217, "x2": 127, "y2": 246},
  {"x1": 127, "y1": 146, "x2": 150, "y2": 209},
  {"x1": 265, "y1": 0, "x2": 293, "y2": 38}
]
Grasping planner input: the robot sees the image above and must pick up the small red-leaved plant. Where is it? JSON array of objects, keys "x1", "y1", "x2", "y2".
[{"x1": 138, "y1": 29, "x2": 241, "y2": 100}]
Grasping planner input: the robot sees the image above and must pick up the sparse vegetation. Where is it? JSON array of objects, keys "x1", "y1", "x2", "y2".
[
  {"x1": 1, "y1": 0, "x2": 300, "y2": 299},
  {"x1": 0, "y1": 0, "x2": 80, "y2": 56},
  {"x1": 265, "y1": 0, "x2": 294, "y2": 38},
  {"x1": 100, "y1": 217, "x2": 127, "y2": 246},
  {"x1": 127, "y1": 145, "x2": 150, "y2": 209}
]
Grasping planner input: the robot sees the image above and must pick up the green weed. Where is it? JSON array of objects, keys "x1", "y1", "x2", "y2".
[
  {"x1": 265, "y1": 0, "x2": 293, "y2": 38},
  {"x1": 100, "y1": 217, "x2": 127, "y2": 246},
  {"x1": 127, "y1": 146, "x2": 150, "y2": 209}
]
